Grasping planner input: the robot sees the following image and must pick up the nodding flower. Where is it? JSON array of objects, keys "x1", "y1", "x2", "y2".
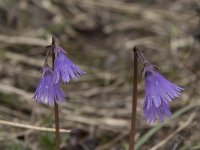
[
  {"x1": 33, "y1": 66, "x2": 64, "y2": 106},
  {"x1": 52, "y1": 46, "x2": 85, "y2": 84},
  {"x1": 143, "y1": 63, "x2": 183, "y2": 123}
]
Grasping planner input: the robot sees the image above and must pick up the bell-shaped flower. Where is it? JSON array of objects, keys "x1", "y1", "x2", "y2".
[
  {"x1": 53, "y1": 46, "x2": 85, "y2": 84},
  {"x1": 143, "y1": 64, "x2": 183, "y2": 123},
  {"x1": 33, "y1": 66, "x2": 64, "y2": 106}
]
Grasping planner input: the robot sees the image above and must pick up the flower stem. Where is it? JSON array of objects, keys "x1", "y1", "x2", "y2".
[
  {"x1": 129, "y1": 47, "x2": 138, "y2": 150},
  {"x1": 51, "y1": 36, "x2": 60, "y2": 150},
  {"x1": 54, "y1": 102, "x2": 60, "y2": 150}
]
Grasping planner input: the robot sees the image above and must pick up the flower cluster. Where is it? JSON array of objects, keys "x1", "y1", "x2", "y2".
[
  {"x1": 33, "y1": 38, "x2": 85, "y2": 106},
  {"x1": 143, "y1": 63, "x2": 183, "y2": 123}
]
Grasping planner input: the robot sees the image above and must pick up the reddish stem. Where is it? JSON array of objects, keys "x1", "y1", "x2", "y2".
[
  {"x1": 129, "y1": 47, "x2": 138, "y2": 150},
  {"x1": 54, "y1": 102, "x2": 60, "y2": 150},
  {"x1": 52, "y1": 37, "x2": 60, "y2": 150}
]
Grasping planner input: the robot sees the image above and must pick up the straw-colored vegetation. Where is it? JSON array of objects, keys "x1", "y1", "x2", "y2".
[{"x1": 0, "y1": 0, "x2": 199, "y2": 149}]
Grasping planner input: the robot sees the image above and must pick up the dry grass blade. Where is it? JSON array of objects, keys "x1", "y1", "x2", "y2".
[
  {"x1": 0, "y1": 0, "x2": 199, "y2": 149},
  {"x1": 5, "y1": 52, "x2": 43, "y2": 67},
  {"x1": 96, "y1": 131, "x2": 129, "y2": 150},
  {"x1": 0, "y1": 34, "x2": 51, "y2": 46},
  {"x1": 0, "y1": 120, "x2": 70, "y2": 133},
  {"x1": 150, "y1": 113, "x2": 196, "y2": 150},
  {"x1": 68, "y1": 0, "x2": 194, "y2": 21},
  {"x1": 135, "y1": 103, "x2": 200, "y2": 150},
  {"x1": 0, "y1": 83, "x2": 32, "y2": 100}
]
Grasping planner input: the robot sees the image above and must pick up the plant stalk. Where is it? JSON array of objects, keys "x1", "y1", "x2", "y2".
[
  {"x1": 52, "y1": 36, "x2": 60, "y2": 150},
  {"x1": 54, "y1": 102, "x2": 60, "y2": 150},
  {"x1": 129, "y1": 47, "x2": 138, "y2": 150}
]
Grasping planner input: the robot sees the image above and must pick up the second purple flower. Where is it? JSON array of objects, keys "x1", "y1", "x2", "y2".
[{"x1": 143, "y1": 63, "x2": 184, "y2": 123}]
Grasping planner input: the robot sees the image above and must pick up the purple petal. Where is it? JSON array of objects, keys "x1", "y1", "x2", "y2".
[
  {"x1": 143, "y1": 64, "x2": 183, "y2": 123},
  {"x1": 53, "y1": 47, "x2": 85, "y2": 84},
  {"x1": 33, "y1": 66, "x2": 65, "y2": 106}
]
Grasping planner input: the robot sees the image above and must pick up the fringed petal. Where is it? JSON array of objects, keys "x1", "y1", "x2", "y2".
[
  {"x1": 143, "y1": 64, "x2": 183, "y2": 123},
  {"x1": 33, "y1": 66, "x2": 65, "y2": 106},
  {"x1": 53, "y1": 48, "x2": 85, "y2": 84}
]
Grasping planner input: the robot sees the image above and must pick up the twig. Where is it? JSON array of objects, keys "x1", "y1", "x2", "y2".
[
  {"x1": 150, "y1": 113, "x2": 196, "y2": 150},
  {"x1": 0, "y1": 119, "x2": 70, "y2": 133}
]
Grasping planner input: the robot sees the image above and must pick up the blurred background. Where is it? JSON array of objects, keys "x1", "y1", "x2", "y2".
[{"x1": 0, "y1": 0, "x2": 200, "y2": 150}]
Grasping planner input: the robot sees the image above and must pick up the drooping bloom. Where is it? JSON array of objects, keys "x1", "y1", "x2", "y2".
[
  {"x1": 143, "y1": 63, "x2": 183, "y2": 123},
  {"x1": 33, "y1": 66, "x2": 64, "y2": 106},
  {"x1": 53, "y1": 46, "x2": 85, "y2": 84}
]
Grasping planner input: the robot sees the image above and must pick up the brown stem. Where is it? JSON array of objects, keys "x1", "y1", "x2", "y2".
[
  {"x1": 54, "y1": 102, "x2": 60, "y2": 150},
  {"x1": 129, "y1": 47, "x2": 138, "y2": 150},
  {"x1": 52, "y1": 37, "x2": 60, "y2": 150},
  {"x1": 134, "y1": 47, "x2": 148, "y2": 65},
  {"x1": 44, "y1": 49, "x2": 50, "y2": 66}
]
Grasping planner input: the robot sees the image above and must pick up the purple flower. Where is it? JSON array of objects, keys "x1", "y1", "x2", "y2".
[
  {"x1": 33, "y1": 66, "x2": 64, "y2": 106},
  {"x1": 143, "y1": 64, "x2": 183, "y2": 123},
  {"x1": 53, "y1": 46, "x2": 85, "y2": 84}
]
